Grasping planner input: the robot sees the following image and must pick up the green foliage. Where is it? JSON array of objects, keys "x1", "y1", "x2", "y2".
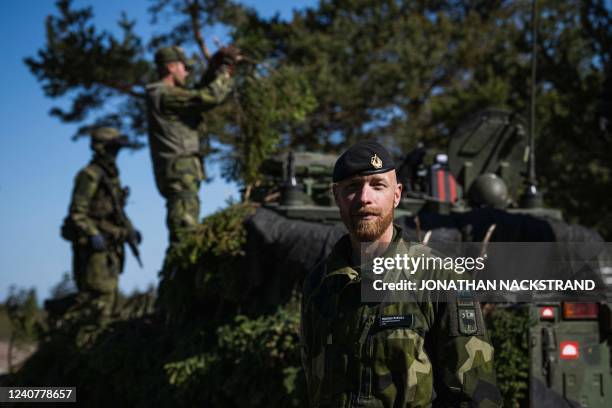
[
  {"x1": 9, "y1": 316, "x2": 177, "y2": 406},
  {"x1": 158, "y1": 203, "x2": 256, "y2": 323},
  {"x1": 166, "y1": 202, "x2": 254, "y2": 268},
  {"x1": 27, "y1": 0, "x2": 612, "y2": 237},
  {"x1": 488, "y1": 305, "x2": 532, "y2": 407},
  {"x1": 0, "y1": 304, "x2": 11, "y2": 341},
  {"x1": 223, "y1": 66, "x2": 317, "y2": 191},
  {"x1": 5, "y1": 287, "x2": 43, "y2": 345},
  {"x1": 9, "y1": 205, "x2": 305, "y2": 406},
  {"x1": 164, "y1": 304, "x2": 305, "y2": 407},
  {"x1": 9, "y1": 304, "x2": 304, "y2": 407},
  {"x1": 24, "y1": 0, "x2": 150, "y2": 139},
  {"x1": 41, "y1": 271, "x2": 155, "y2": 344},
  {"x1": 115, "y1": 286, "x2": 157, "y2": 321}
]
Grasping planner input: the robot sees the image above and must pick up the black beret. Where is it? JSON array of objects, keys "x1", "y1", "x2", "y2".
[{"x1": 333, "y1": 140, "x2": 396, "y2": 182}]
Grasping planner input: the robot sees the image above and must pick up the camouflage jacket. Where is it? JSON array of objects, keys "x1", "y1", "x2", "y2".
[
  {"x1": 68, "y1": 157, "x2": 133, "y2": 244},
  {"x1": 146, "y1": 66, "x2": 234, "y2": 187},
  {"x1": 301, "y1": 228, "x2": 502, "y2": 407}
]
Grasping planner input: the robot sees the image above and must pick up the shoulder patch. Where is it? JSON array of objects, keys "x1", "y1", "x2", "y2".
[
  {"x1": 458, "y1": 307, "x2": 478, "y2": 335},
  {"x1": 448, "y1": 292, "x2": 485, "y2": 336}
]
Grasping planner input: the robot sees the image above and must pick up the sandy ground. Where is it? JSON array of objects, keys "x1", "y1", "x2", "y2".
[{"x1": 0, "y1": 340, "x2": 37, "y2": 375}]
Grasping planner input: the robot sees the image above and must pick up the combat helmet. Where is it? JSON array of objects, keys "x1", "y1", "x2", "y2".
[
  {"x1": 468, "y1": 173, "x2": 510, "y2": 209},
  {"x1": 90, "y1": 127, "x2": 129, "y2": 153},
  {"x1": 154, "y1": 45, "x2": 194, "y2": 69}
]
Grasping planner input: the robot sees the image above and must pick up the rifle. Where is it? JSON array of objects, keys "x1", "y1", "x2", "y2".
[{"x1": 97, "y1": 167, "x2": 143, "y2": 268}]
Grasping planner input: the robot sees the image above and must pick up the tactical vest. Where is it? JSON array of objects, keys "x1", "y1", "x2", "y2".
[
  {"x1": 62, "y1": 163, "x2": 127, "y2": 242},
  {"x1": 146, "y1": 81, "x2": 202, "y2": 189},
  {"x1": 88, "y1": 166, "x2": 124, "y2": 220}
]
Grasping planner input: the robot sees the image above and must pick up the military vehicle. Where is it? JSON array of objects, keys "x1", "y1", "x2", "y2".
[{"x1": 246, "y1": 107, "x2": 611, "y2": 407}]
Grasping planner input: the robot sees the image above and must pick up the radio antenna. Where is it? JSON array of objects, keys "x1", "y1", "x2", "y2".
[{"x1": 522, "y1": 0, "x2": 543, "y2": 208}]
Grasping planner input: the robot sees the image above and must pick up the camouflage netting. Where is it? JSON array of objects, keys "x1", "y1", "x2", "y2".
[{"x1": 3, "y1": 204, "x2": 606, "y2": 406}]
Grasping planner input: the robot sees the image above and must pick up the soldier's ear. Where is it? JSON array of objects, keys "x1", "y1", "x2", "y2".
[{"x1": 394, "y1": 179, "x2": 402, "y2": 208}]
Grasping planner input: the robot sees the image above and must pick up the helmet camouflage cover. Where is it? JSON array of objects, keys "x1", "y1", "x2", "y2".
[
  {"x1": 90, "y1": 127, "x2": 129, "y2": 148},
  {"x1": 154, "y1": 46, "x2": 194, "y2": 69}
]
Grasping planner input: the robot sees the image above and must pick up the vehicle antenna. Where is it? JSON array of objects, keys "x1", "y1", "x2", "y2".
[{"x1": 522, "y1": 0, "x2": 543, "y2": 208}]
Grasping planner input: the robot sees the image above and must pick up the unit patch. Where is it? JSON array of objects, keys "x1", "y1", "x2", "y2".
[
  {"x1": 458, "y1": 307, "x2": 478, "y2": 335},
  {"x1": 449, "y1": 291, "x2": 485, "y2": 336}
]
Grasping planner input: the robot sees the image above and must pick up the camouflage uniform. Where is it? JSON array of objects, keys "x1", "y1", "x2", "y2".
[
  {"x1": 301, "y1": 227, "x2": 502, "y2": 407},
  {"x1": 146, "y1": 46, "x2": 234, "y2": 245},
  {"x1": 64, "y1": 128, "x2": 137, "y2": 322}
]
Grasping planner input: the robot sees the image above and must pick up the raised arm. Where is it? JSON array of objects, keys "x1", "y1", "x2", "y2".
[{"x1": 161, "y1": 66, "x2": 234, "y2": 114}]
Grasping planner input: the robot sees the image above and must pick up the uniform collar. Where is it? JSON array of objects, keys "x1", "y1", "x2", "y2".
[
  {"x1": 92, "y1": 154, "x2": 119, "y2": 178},
  {"x1": 325, "y1": 224, "x2": 405, "y2": 281}
]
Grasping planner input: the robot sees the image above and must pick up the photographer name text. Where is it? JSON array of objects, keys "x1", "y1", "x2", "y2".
[{"x1": 372, "y1": 279, "x2": 596, "y2": 291}]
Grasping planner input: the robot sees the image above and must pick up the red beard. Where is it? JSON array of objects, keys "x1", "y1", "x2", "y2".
[{"x1": 341, "y1": 206, "x2": 394, "y2": 242}]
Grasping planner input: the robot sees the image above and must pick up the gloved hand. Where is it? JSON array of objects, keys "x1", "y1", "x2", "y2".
[
  {"x1": 217, "y1": 44, "x2": 242, "y2": 64},
  {"x1": 129, "y1": 229, "x2": 142, "y2": 245},
  {"x1": 90, "y1": 234, "x2": 107, "y2": 252},
  {"x1": 209, "y1": 44, "x2": 242, "y2": 72}
]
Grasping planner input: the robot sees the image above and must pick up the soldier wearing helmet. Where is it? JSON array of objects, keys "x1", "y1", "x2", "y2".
[
  {"x1": 61, "y1": 127, "x2": 141, "y2": 324},
  {"x1": 146, "y1": 45, "x2": 241, "y2": 246},
  {"x1": 301, "y1": 141, "x2": 502, "y2": 407}
]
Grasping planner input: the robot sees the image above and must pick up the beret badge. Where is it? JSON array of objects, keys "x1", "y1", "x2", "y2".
[
  {"x1": 332, "y1": 140, "x2": 395, "y2": 182},
  {"x1": 371, "y1": 154, "x2": 383, "y2": 169}
]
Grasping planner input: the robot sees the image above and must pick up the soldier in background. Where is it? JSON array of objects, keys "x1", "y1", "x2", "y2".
[
  {"x1": 61, "y1": 127, "x2": 141, "y2": 324},
  {"x1": 146, "y1": 45, "x2": 240, "y2": 246},
  {"x1": 301, "y1": 141, "x2": 502, "y2": 407}
]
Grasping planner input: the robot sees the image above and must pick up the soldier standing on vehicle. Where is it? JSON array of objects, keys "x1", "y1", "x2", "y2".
[
  {"x1": 300, "y1": 140, "x2": 502, "y2": 407},
  {"x1": 61, "y1": 127, "x2": 141, "y2": 323},
  {"x1": 146, "y1": 45, "x2": 240, "y2": 246}
]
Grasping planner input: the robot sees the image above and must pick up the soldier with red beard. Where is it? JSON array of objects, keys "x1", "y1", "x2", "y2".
[{"x1": 300, "y1": 140, "x2": 501, "y2": 407}]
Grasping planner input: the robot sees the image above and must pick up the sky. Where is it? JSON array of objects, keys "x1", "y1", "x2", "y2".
[{"x1": 0, "y1": 0, "x2": 316, "y2": 301}]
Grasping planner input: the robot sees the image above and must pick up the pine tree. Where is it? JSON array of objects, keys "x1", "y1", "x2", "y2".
[{"x1": 26, "y1": 0, "x2": 612, "y2": 237}]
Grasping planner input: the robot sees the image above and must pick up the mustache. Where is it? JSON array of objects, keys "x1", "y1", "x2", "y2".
[{"x1": 351, "y1": 207, "x2": 382, "y2": 216}]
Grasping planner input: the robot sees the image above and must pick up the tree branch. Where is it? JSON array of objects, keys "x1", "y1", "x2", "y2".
[
  {"x1": 102, "y1": 79, "x2": 146, "y2": 99},
  {"x1": 186, "y1": 0, "x2": 211, "y2": 62}
]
